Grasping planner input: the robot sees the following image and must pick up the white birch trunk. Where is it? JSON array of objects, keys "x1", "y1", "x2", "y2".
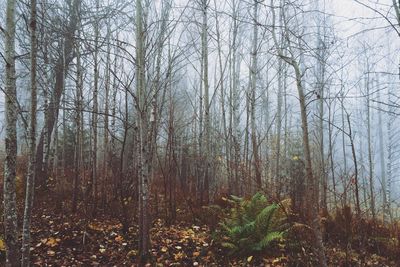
[
  {"x1": 21, "y1": 0, "x2": 38, "y2": 265},
  {"x1": 4, "y1": 0, "x2": 19, "y2": 265}
]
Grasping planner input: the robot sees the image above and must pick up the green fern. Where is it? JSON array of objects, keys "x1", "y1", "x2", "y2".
[
  {"x1": 255, "y1": 203, "x2": 278, "y2": 235},
  {"x1": 247, "y1": 193, "x2": 268, "y2": 219},
  {"x1": 221, "y1": 242, "x2": 238, "y2": 251},
  {"x1": 216, "y1": 193, "x2": 289, "y2": 255},
  {"x1": 255, "y1": 231, "x2": 285, "y2": 250},
  {"x1": 230, "y1": 195, "x2": 244, "y2": 203}
]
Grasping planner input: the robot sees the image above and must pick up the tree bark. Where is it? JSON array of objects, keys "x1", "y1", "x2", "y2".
[
  {"x1": 136, "y1": 0, "x2": 150, "y2": 262},
  {"x1": 4, "y1": 0, "x2": 19, "y2": 265},
  {"x1": 377, "y1": 87, "x2": 388, "y2": 221},
  {"x1": 72, "y1": 29, "x2": 83, "y2": 213},
  {"x1": 201, "y1": 0, "x2": 211, "y2": 204},
  {"x1": 228, "y1": 0, "x2": 241, "y2": 196},
  {"x1": 250, "y1": 0, "x2": 262, "y2": 190},
  {"x1": 91, "y1": 0, "x2": 100, "y2": 215},
  {"x1": 340, "y1": 91, "x2": 348, "y2": 206},
  {"x1": 366, "y1": 70, "x2": 376, "y2": 220},
  {"x1": 21, "y1": 0, "x2": 38, "y2": 265},
  {"x1": 346, "y1": 113, "x2": 360, "y2": 217}
]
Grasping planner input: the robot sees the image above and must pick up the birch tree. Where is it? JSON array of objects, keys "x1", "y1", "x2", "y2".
[
  {"x1": 365, "y1": 60, "x2": 376, "y2": 220},
  {"x1": 201, "y1": 0, "x2": 211, "y2": 204},
  {"x1": 136, "y1": 0, "x2": 150, "y2": 261},
  {"x1": 250, "y1": 0, "x2": 262, "y2": 190},
  {"x1": 4, "y1": 0, "x2": 19, "y2": 265},
  {"x1": 91, "y1": 0, "x2": 100, "y2": 214},
  {"x1": 72, "y1": 25, "x2": 83, "y2": 213},
  {"x1": 228, "y1": 0, "x2": 242, "y2": 195},
  {"x1": 313, "y1": 0, "x2": 328, "y2": 212},
  {"x1": 377, "y1": 84, "x2": 388, "y2": 221},
  {"x1": 21, "y1": 0, "x2": 38, "y2": 265}
]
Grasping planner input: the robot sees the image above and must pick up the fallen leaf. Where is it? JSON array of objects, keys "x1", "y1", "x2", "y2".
[
  {"x1": 272, "y1": 258, "x2": 281, "y2": 264},
  {"x1": 89, "y1": 222, "x2": 104, "y2": 231},
  {"x1": 247, "y1": 256, "x2": 253, "y2": 262},
  {"x1": 174, "y1": 251, "x2": 184, "y2": 260},
  {"x1": 127, "y1": 250, "x2": 138, "y2": 258},
  {"x1": 47, "y1": 250, "x2": 56, "y2": 256},
  {"x1": 115, "y1": 235, "x2": 124, "y2": 242},
  {"x1": 0, "y1": 239, "x2": 5, "y2": 251},
  {"x1": 46, "y1": 237, "x2": 59, "y2": 247}
]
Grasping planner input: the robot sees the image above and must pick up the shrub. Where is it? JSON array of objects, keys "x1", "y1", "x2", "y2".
[{"x1": 216, "y1": 192, "x2": 290, "y2": 255}]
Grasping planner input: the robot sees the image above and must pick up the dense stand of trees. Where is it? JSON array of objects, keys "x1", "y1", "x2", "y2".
[{"x1": 0, "y1": 0, "x2": 399, "y2": 265}]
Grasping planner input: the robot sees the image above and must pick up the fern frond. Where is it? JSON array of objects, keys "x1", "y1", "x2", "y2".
[
  {"x1": 230, "y1": 195, "x2": 243, "y2": 203},
  {"x1": 256, "y1": 231, "x2": 284, "y2": 250},
  {"x1": 221, "y1": 242, "x2": 238, "y2": 251},
  {"x1": 247, "y1": 193, "x2": 268, "y2": 219},
  {"x1": 227, "y1": 225, "x2": 243, "y2": 238},
  {"x1": 241, "y1": 221, "x2": 255, "y2": 237},
  {"x1": 255, "y1": 203, "x2": 278, "y2": 234}
]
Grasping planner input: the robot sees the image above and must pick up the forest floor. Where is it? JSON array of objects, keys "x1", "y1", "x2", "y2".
[{"x1": 1, "y1": 192, "x2": 398, "y2": 266}]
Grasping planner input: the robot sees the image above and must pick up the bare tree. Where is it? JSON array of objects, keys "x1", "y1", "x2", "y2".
[
  {"x1": 136, "y1": 0, "x2": 150, "y2": 261},
  {"x1": 72, "y1": 25, "x2": 83, "y2": 213},
  {"x1": 35, "y1": 0, "x2": 80, "y2": 186},
  {"x1": 228, "y1": 0, "x2": 242, "y2": 196},
  {"x1": 4, "y1": 0, "x2": 19, "y2": 265},
  {"x1": 201, "y1": 0, "x2": 211, "y2": 204},
  {"x1": 271, "y1": 1, "x2": 327, "y2": 266},
  {"x1": 377, "y1": 84, "x2": 388, "y2": 221},
  {"x1": 21, "y1": 0, "x2": 38, "y2": 265},
  {"x1": 365, "y1": 60, "x2": 376, "y2": 220},
  {"x1": 91, "y1": 0, "x2": 100, "y2": 214},
  {"x1": 250, "y1": 0, "x2": 262, "y2": 190}
]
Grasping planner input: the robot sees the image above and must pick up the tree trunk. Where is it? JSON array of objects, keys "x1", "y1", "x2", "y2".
[
  {"x1": 294, "y1": 62, "x2": 327, "y2": 267},
  {"x1": 214, "y1": 0, "x2": 231, "y2": 194},
  {"x1": 21, "y1": 0, "x2": 38, "y2": 265},
  {"x1": 35, "y1": 0, "x2": 80, "y2": 186},
  {"x1": 271, "y1": 2, "x2": 327, "y2": 265},
  {"x1": 136, "y1": 0, "x2": 150, "y2": 262},
  {"x1": 346, "y1": 113, "x2": 360, "y2": 216},
  {"x1": 327, "y1": 100, "x2": 337, "y2": 209},
  {"x1": 102, "y1": 23, "x2": 111, "y2": 208},
  {"x1": 366, "y1": 71, "x2": 376, "y2": 220},
  {"x1": 250, "y1": 0, "x2": 262, "y2": 190},
  {"x1": 202, "y1": 0, "x2": 211, "y2": 204},
  {"x1": 72, "y1": 29, "x2": 83, "y2": 213},
  {"x1": 340, "y1": 91, "x2": 348, "y2": 206},
  {"x1": 91, "y1": 0, "x2": 100, "y2": 214},
  {"x1": 386, "y1": 82, "x2": 395, "y2": 222},
  {"x1": 229, "y1": 0, "x2": 241, "y2": 195},
  {"x1": 377, "y1": 88, "x2": 388, "y2": 221},
  {"x1": 4, "y1": 0, "x2": 19, "y2": 265}
]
